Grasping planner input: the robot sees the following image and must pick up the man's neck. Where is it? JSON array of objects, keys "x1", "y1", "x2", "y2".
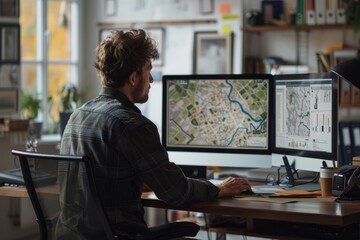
[{"x1": 116, "y1": 85, "x2": 133, "y2": 103}]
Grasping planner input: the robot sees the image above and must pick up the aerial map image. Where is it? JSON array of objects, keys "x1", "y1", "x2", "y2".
[{"x1": 166, "y1": 78, "x2": 269, "y2": 150}]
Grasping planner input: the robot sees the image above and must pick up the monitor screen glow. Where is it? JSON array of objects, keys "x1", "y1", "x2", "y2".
[
  {"x1": 162, "y1": 74, "x2": 273, "y2": 155},
  {"x1": 273, "y1": 73, "x2": 337, "y2": 161}
]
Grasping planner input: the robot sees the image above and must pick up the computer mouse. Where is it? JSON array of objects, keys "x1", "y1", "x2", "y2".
[
  {"x1": 218, "y1": 173, "x2": 240, "y2": 179},
  {"x1": 241, "y1": 189, "x2": 254, "y2": 194}
]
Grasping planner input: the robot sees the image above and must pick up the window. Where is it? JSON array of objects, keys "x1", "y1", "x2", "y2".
[{"x1": 20, "y1": 0, "x2": 79, "y2": 133}]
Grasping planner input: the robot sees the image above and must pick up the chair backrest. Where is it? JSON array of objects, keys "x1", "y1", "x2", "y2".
[{"x1": 11, "y1": 149, "x2": 116, "y2": 240}]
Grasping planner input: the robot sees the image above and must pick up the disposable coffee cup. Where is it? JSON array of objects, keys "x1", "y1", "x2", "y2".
[{"x1": 320, "y1": 167, "x2": 337, "y2": 197}]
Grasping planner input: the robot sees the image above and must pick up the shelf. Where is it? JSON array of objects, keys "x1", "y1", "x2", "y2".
[
  {"x1": 242, "y1": 24, "x2": 351, "y2": 33},
  {"x1": 97, "y1": 18, "x2": 217, "y2": 28}
]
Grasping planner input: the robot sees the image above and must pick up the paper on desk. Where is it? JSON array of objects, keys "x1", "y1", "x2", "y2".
[
  {"x1": 251, "y1": 184, "x2": 284, "y2": 194},
  {"x1": 233, "y1": 196, "x2": 299, "y2": 204},
  {"x1": 234, "y1": 189, "x2": 322, "y2": 204},
  {"x1": 234, "y1": 195, "x2": 337, "y2": 204},
  {"x1": 274, "y1": 190, "x2": 321, "y2": 197}
]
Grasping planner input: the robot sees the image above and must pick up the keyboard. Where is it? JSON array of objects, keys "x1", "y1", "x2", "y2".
[{"x1": 0, "y1": 168, "x2": 57, "y2": 187}]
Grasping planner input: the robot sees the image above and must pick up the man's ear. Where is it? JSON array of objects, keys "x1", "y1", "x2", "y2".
[{"x1": 128, "y1": 71, "x2": 137, "y2": 87}]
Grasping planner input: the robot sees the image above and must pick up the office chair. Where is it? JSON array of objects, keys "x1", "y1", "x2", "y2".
[{"x1": 11, "y1": 149, "x2": 200, "y2": 240}]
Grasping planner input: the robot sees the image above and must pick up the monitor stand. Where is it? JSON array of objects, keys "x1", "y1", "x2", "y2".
[
  {"x1": 282, "y1": 155, "x2": 296, "y2": 187},
  {"x1": 282, "y1": 155, "x2": 320, "y2": 191}
]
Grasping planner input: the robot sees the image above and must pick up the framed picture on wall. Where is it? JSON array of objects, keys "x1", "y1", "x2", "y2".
[
  {"x1": 147, "y1": 28, "x2": 164, "y2": 66},
  {"x1": 1, "y1": 24, "x2": 20, "y2": 63},
  {"x1": 0, "y1": 88, "x2": 18, "y2": 114},
  {"x1": 193, "y1": 31, "x2": 233, "y2": 74},
  {"x1": 0, "y1": 0, "x2": 19, "y2": 17}
]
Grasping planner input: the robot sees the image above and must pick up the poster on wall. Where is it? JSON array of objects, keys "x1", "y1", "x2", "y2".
[
  {"x1": 0, "y1": 24, "x2": 20, "y2": 63},
  {"x1": 193, "y1": 31, "x2": 233, "y2": 74},
  {"x1": 148, "y1": 28, "x2": 164, "y2": 66},
  {"x1": 0, "y1": 88, "x2": 18, "y2": 114}
]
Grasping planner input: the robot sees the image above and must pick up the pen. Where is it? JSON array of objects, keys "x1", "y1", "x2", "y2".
[{"x1": 322, "y1": 161, "x2": 328, "y2": 168}]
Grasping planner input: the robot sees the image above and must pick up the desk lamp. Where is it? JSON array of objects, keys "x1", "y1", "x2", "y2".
[{"x1": 331, "y1": 54, "x2": 360, "y2": 89}]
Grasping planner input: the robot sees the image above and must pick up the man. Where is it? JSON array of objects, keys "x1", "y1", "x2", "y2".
[{"x1": 57, "y1": 29, "x2": 251, "y2": 239}]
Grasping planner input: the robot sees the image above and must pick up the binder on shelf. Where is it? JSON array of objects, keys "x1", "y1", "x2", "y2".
[
  {"x1": 326, "y1": 0, "x2": 337, "y2": 24},
  {"x1": 306, "y1": 0, "x2": 316, "y2": 25},
  {"x1": 339, "y1": 122, "x2": 353, "y2": 166},
  {"x1": 296, "y1": 0, "x2": 305, "y2": 25},
  {"x1": 336, "y1": 0, "x2": 346, "y2": 24},
  {"x1": 350, "y1": 122, "x2": 360, "y2": 158},
  {"x1": 315, "y1": 0, "x2": 326, "y2": 24}
]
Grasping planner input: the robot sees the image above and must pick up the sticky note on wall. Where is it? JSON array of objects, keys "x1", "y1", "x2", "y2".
[
  {"x1": 219, "y1": 3, "x2": 231, "y2": 14},
  {"x1": 219, "y1": 14, "x2": 239, "y2": 35},
  {"x1": 221, "y1": 24, "x2": 232, "y2": 35}
]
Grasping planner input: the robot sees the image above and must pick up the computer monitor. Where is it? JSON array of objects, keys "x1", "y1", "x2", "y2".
[
  {"x1": 272, "y1": 73, "x2": 338, "y2": 170},
  {"x1": 162, "y1": 74, "x2": 274, "y2": 168}
]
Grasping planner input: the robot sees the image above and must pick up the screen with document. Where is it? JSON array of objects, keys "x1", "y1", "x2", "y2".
[{"x1": 273, "y1": 73, "x2": 338, "y2": 161}]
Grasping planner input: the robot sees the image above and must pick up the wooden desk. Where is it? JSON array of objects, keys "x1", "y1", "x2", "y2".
[
  {"x1": 0, "y1": 185, "x2": 58, "y2": 198},
  {"x1": 141, "y1": 192, "x2": 360, "y2": 239},
  {"x1": 2, "y1": 186, "x2": 360, "y2": 239},
  {"x1": 0, "y1": 186, "x2": 29, "y2": 198}
]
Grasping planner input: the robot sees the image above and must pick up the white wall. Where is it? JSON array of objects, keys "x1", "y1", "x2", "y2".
[
  {"x1": 82, "y1": 0, "x2": 242, "y2": 127},
  {"x1": 82, "y1": 0, "x2": 243, "y2": 102}
]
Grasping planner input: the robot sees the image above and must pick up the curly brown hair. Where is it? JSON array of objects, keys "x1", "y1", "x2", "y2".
[{"x1": 94, "y1": 29, "x2": 159, "y2": 88}]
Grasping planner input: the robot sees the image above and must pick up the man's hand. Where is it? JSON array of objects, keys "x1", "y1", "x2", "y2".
[{"x1": 216, "y1": 177, "x2": 252, "y2": 198}]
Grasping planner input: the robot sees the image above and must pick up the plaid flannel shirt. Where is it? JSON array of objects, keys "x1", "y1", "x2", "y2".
[{"x1": 58, "y1": 86, "x2": 219, "y2": 239}]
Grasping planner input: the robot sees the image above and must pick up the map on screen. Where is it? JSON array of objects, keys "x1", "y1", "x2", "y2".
[{"x1": 166, "y1": 78, "x2": 270, "y2": 150}]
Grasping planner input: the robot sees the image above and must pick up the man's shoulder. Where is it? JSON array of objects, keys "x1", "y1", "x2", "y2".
[{"x1": 80, "y1": 97, "x2": 129, "y2": 115}]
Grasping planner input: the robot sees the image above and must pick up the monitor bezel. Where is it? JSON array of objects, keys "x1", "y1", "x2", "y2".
[
  {"x1": 162, "y1": 74, "x2": 274, "y2": 155},
  {"x1": 272, "y1": 72, "x2": 338, "y2": 161}
]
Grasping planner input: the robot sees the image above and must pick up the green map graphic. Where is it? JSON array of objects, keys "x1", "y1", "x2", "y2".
[{"x1": 167, "y1": 79, "x2": 269, "y2": 149}]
